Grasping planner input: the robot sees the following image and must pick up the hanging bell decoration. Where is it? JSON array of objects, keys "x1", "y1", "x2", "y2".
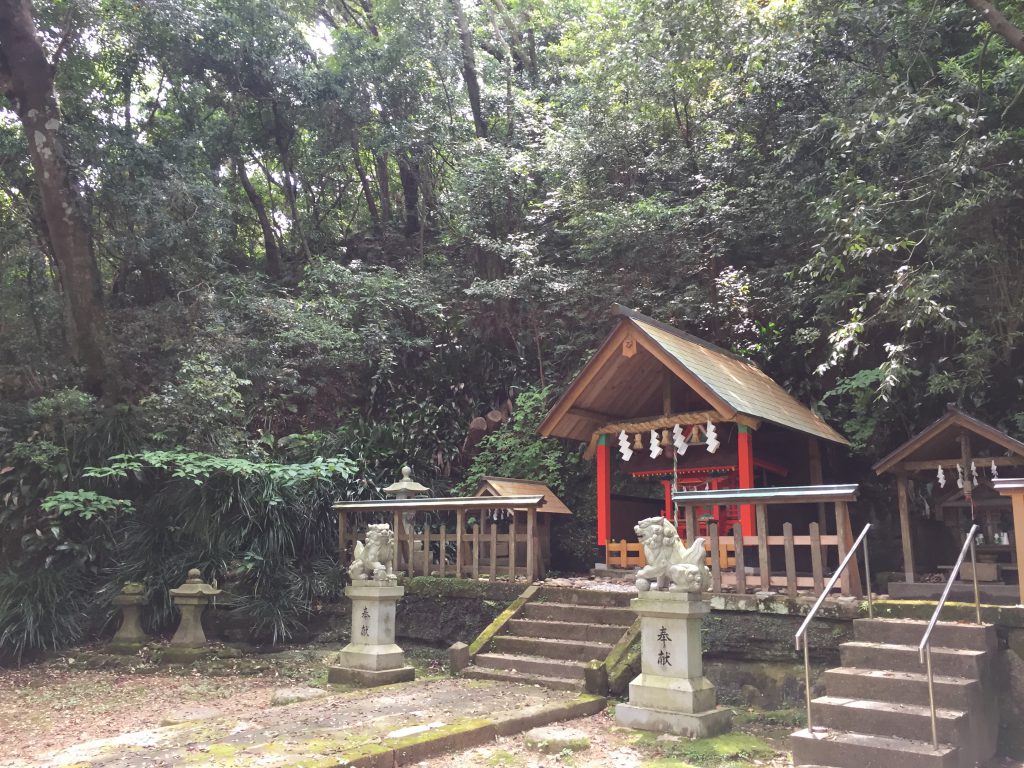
[
  {"x1": 618, "y1": 430, "x2": 633, "y2": 462},
  {"x1": 937, "y1": 465, "x2": 946, "y2": 489},
  {"x1": 649, "y1": 429, "x2": 664, "y2": 459},
  {"x1": 660, "y1": 429, "x2": 671, "y2": 448},
  {"x1": 633, "y1": 433, "x2": 643, "y2": 450}
]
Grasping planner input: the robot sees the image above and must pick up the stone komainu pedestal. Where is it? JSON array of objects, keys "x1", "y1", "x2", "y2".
[
  {"x1": 168, "y1": 569, "x2": 221, "y2": 648},
  {"x1": 328, "y1": 583, "x2": 414, "y2": 686},
  {"x1": 615, "y1": 590, "x2": 731, "y2": 738}
]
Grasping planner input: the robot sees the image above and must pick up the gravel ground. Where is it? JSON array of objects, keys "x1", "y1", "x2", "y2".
[
  {"x1": 415, "y1": 706, "x2": 795, "y2": 768},
  {"x1": 0, "y1": 642, "x2": 446, "y2": 768}
]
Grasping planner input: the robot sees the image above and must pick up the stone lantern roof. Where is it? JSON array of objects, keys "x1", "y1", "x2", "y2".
[
  {"x1": 169, "y1": 568, "x2": 221, "y2": 597},
  {"x1": 382, "y1": 466, "x2": 429, "y2": 499}
]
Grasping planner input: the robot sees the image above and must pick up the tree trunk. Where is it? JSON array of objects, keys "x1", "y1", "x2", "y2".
[
  {"x1": 235, "y1": 158, "x2": 283, "y2": 278},
  {"x1": 374, "y1": 152, "x2": 391, "y2": 223},
  {"x1": 0, "y1": 0, "x2": 108, "y2": 394},
  {"x1": 965, "y1": 0, "x2": 1024, "y2": 55},
  {"x1": 398, "y1": 154, "x2": 419, "y2": 237},
  {"x1": 451, "y1": 0, "x2": 487, "y2": 138},
  {"x1": 350, "y1": 134, "x2": 381, "y2": 232}
]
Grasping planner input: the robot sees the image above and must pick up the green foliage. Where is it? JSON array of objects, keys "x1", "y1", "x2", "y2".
[
  {"x1": 460, "y1": 387, "x2": 594, "y2": 570},
  {"x1": 0, "y1": 565, "x2": 92, "y2": 665},
  {"x1": 40, "y1": 490, "x2": 134, "y2": 520},
  {"x1": 4, "y1": 0, "x2": 1024, "y2": 657}
]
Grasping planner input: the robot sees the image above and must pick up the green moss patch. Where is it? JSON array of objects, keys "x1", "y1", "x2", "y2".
[{"x1": 631, "y1": 730, "x2": 776, "y2": 767}]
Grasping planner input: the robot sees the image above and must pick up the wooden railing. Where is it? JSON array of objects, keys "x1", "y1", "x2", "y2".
[
  {"x1": 605, "y1": 538, "x2": 736, "y2": 570},
  {"x1": 606, "y1": 540, "x2": 645, "y2": 568},
  {"x1": 341, "y1": 514, "x2": 544, "y2": 581},
  {"x1": 631, "y1": 484, "x2": 863, "y2": 597},
  {"x1": 335, "y1": 496, "x2": 547, "y2": 583}
]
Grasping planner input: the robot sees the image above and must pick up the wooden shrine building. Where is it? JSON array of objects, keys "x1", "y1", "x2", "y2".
[
  {"x1": 538, "y1": 306, "x2": 849, "y2": 555},
  {"x1": 874, "y1": 406, "x2": 1024, "y2": 603},
  {"x1": 473, "y1": 476, "x2": 572, "y2": 570}
]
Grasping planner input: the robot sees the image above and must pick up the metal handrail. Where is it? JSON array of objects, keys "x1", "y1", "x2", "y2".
[
  {"x1": 794, "y1": 523, "x2": 873, "y2": 732},
  {"x1": 919, "y1": 523, "x2": 982, "y2": 749}
]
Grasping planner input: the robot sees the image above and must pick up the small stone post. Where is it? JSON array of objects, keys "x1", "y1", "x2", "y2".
[
  {"x1": 110, "y1": 583, "x2": 148, "y2": 646},
  {"x1": 169, "y1": 569, "x2": 221, "y2": 648},
  {"x1": 329, "y1": 523, "x2": 414, "y2": 686},
  {"x1": 615, "y1": 516, "x2": 731, "y2": 738}
]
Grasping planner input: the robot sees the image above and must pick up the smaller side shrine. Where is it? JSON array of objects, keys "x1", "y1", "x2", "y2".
[
  {"x1": 874, "y1": 406, "x2": 1024, "y2": 604},
  {"x1": 538, "y1": 306, "x2": 849, "y2": 562}
]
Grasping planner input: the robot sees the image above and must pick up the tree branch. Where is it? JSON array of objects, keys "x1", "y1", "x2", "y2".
[{"x1": 966, "y1": 0, "x2": 1024, "y2": 56}]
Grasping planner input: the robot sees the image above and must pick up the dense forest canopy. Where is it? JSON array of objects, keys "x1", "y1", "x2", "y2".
[{"x1": 1, "y1": 0, "x2": 1023, "y2": 660}]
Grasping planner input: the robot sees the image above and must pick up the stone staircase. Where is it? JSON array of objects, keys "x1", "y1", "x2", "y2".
[
  {"x1": 462, "y1": 586, "x2": 635, "y2": 692},
  {"x1": 791, "y1": 617, "x2": 998, "y2": 768}
]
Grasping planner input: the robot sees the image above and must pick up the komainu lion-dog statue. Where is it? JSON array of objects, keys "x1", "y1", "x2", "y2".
[
  {"x1": 348, "y1": 523, "x2": 397, "y2": 582},
  {"x1": 634, "y1": 516, "x2": 711, "y2": 593}
]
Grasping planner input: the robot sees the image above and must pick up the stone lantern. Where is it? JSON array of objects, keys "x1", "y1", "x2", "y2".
[
  {"x1": 110, "y1": 582, "x2": 148, "y2": 647},
  {"x1": 383, "y1": 465, "x2": 429, "y2": 572},
  {"x1": 169, "y1": 569, "x2": 221, "y2": 648}
]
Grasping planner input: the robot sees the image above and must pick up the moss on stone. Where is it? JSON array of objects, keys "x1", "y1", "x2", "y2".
[
  {"x1": 631, "y1": 729, "x2": 775, "y2": 766},
  {"x1": 467, "y1": 585, "x2": 538, "y2": 656}
]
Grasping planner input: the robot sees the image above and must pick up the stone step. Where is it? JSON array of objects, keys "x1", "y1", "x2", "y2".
[
  {"x1": 490, "y1": 635, "x2": 613, "y2": 662},
  {"x1": 791, "y1": 728, "x2": 958, "y2": 768},
  {"x1": 535, "y1": 585, "x2": 635, "y2": 607},
  {"x1": 811, "y1": 695, "x2": 968, "y2": 746},
  {"x1": 461, "y1": 665, "x2": 585, "y2": 692},
  {"x1": 839, "y1": 642, "x2": 986, "y2": 679},
  {"x1": 506, "y1": 618, "x2": 627, "y2": 644},
  {"x1": 853, "y1": 618, "x2": 997, "y2": 653},
  {"x1": 522, "y1": 602, "x2": 635, "y2": 626},
  {"x1": 473, "y1": 652, "x2": 588, "y2": 680},
  {"x1": 822, "y1": 667, "x2": 980, "y2": 710}
]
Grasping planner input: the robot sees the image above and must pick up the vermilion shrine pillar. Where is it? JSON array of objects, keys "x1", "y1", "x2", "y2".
[
  {"x1": 597, "y1": 434, "x2": 612, "y2": 546},
  {"x1": 737, "y1": 425, "x2": 755, "y2": 536}
]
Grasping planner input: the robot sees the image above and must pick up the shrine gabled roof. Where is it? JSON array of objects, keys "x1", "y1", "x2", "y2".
[
  {"x1": 474, "y1": 477, "x2": 572, "y2": 515},
  {"x1": 872, "y1": 406, "x2": 1024, "y2": 475},
  {"x1": 538, "y1": 306, "x2": 848, "y2": 446}
]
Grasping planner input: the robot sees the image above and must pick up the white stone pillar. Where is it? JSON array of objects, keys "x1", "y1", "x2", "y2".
[
  {"x1": 615, "y1": 590, "x2": 731, "y2": 737},
  {"x1": 328, "y1": 583, "x2": 414, "y2": 686}
]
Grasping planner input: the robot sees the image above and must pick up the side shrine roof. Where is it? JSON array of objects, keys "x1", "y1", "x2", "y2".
[
  {"x1": 873, "y1": 406, "x2": 1024, "y2": 475},
  {"x1": 538, "y1": 305, "x2": 848, "y2": 446},
  {"x1": 474, "y1": 477, "x2": 573, "y2": 515}
]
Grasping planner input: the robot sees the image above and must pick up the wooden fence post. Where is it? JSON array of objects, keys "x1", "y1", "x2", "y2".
[
  {"x1": 757, "y1": 504, "x2": 770, "y2": 592},
  {"x1": 526, "y1": 508, "x2": 536, "y2": 583},
  {"x1": 734, "y1": 526, "x2": 747, "y2": 594},
  {"x1": 710, "y1": 521, "x2": 721, "y2": 593},
  {"x1": 783, "y1": 522, "x2": 797, "y2": 597},
  {"x1": 472, "y1": 523, "x2": 480, "y2": 579},
  {"x1": 810, "y1": 522, "x2": 824, "y2": 594},
  {"x1": 456, "y1": 510, "x2": 465, "y2": 578}
]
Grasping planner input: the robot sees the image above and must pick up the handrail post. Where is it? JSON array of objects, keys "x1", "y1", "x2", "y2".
[
  {"x1": 863, "y1": 532, "x2": 873, "y2": 619},
  {"x1": 794, "y1": 522, "x2": 871, "y2": 734},
  {"x1": 918, "y1": 523, "x2": 982, "y2": 749},
  {"x1": 803, "y1": 638, "x2": 813, "y2": 731},
  {"x1": 926, "y1": 643, "x2": 937, "y2": 749},
  {"x1": 970, "y1": 535, "x2": 981, "y2": 624}
]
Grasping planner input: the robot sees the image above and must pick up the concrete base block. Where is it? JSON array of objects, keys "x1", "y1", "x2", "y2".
[
  {"x1": 336, "y1": 643, "x2": 407, "y2": 671},
  {"x1": 327, "y1": 664, "x2": 415, "y2": 686},
  {"x1": 615, "y1": 702, "x2": 732, "y2": 738},
  {"x1": 628, "y1": 673, "x2": 717, "y2": 713}
]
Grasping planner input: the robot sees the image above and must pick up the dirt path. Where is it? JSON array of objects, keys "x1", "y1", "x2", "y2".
[{"x1": 0, "y1": 643, "x2": 444, "y2": 767}]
